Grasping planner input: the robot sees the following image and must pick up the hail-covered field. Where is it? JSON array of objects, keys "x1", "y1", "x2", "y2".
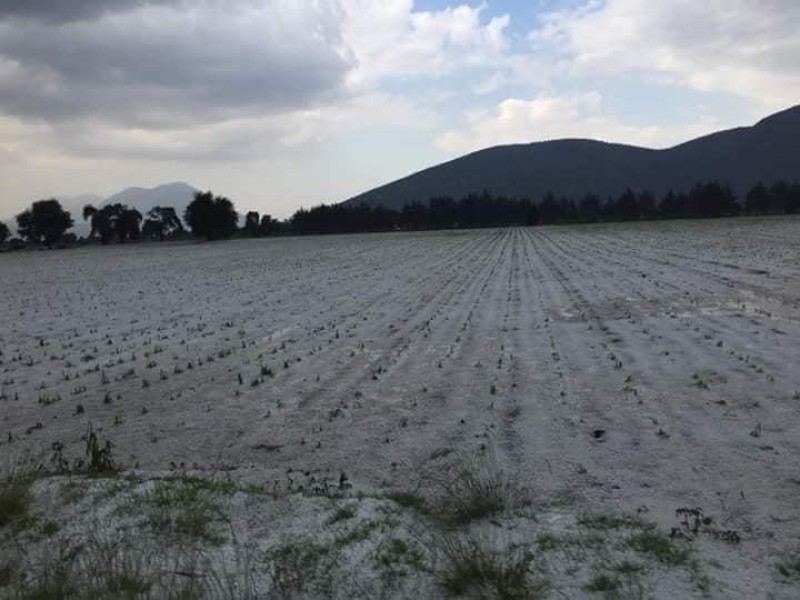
[{"x1": 1, "y1": 217, "x2": 799, "y2": 598}]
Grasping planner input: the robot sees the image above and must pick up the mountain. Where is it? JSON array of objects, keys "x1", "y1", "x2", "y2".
[
  {"x1": 101, "y1": 182, "x2": 198, "y2": 216},
  {"x1": 58, "y1": 193, "x2": 105, "y2": 216},
  {"x1": 343, "y1": 106, "x2": 800, "y2": 209}
]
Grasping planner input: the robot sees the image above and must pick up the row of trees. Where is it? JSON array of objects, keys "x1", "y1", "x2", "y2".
[
  {"x1": 289, "y1": 192, "x2": 540, "y2": 235},
  {"x1": 2, "y1": 192, "x2": 236, "y2": 248},
  {"x1": 287, "y1": 180, "x2": 800, "y2": 233},
  {"x1": 3, "y1": 180, "x2": 798, "y2": 249}
]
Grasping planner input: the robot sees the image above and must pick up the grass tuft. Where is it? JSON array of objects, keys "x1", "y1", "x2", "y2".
[
  {"x1": 429, "y1": 463, "x2": 514, "y2": 526},
  {"x1": 434, "y1": 534, "x2": 547, "y2": 599}
]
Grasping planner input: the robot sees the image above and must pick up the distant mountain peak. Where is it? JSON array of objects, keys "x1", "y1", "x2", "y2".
[{"x1": 101, "y1": 182, "x2": 198, "y2": 214}]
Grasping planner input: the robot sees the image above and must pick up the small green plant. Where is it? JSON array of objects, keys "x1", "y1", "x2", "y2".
[
  {"x1": 585, "y1": 572, "x2": 621, "y2": 592},
  {"x1": 777, "y1": 547, "x2": 800, "y2": 579},
  {"x1": 627, "y1": 530, "x2": 690, "y2": 565},
  {"x1": 84, "y1": 425, "x2": 119, "y2": 474},
  {"x1": 326, "y1": 504, "x2": 356, "y2": 525},
  {"x1": 535, "y1": 534, "x2": 564, "y2": 552},
  {"x1": 376, "y1": 537, "x2": 426, "y2": 586},
  {"x1": 268, "y1": 539, "x2": 335, "y2": 598},
  {"x1": 40, "y1": 520, "x2": 60, "y2": 536}
]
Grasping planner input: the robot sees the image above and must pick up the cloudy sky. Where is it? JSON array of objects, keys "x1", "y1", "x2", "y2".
[{"x1": 0, "y1": 0, "x2": 797, "y2": 218}]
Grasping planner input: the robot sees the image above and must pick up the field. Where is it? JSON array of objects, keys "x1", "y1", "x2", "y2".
[{"x1": 1, "y1": 217, "x2": 800, "y2": 598}]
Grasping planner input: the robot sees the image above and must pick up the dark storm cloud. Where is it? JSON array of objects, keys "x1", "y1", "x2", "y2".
[
  {"x1": 0, "y1": 0, "x2": 160, "y2": 22},
  {"x1": 0, "y1": 1, "x2": 351, "y2": 127}
]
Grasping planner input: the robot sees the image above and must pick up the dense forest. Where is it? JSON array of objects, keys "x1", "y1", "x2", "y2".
[{"x1": 2, "y1": 180, "x2": 799, "y2": 249}]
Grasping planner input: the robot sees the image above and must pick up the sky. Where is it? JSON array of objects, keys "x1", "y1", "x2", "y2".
[{"x1": 0, "y1": 0, "x2": 797, "y2": 219}]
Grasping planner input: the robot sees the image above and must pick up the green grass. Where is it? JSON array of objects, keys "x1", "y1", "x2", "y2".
[
  {"x1": 386, "y1": 490, "x2": 428, "y2": 513},
  {"x1": 627, "y1": 530, "x2": 690, "y2": 565},
  {"x1": 376, "y1": 538, "x2": 427, "y2": 587},
  {"x1": 326, "y1": 504, "x2": 356, "y2": 525},
  {"x1": 430, "y1": 466, "x2": 511, "y2": 526},
  {"x1": 777, "y1": 548, "x2": 800, "y2": 579},
  {"x1": 578, "y1": 514, "x2": 652, "y2": 531},
  {"x1": 140, "y1": 479, "x2": 225, "y2": 545},
  {"x1": 333, "y1": 520, "x2": 379, "y2": 548},
  {"x1": 585, "y1": 572, "x2": 621, "y2": 593},
  {"x1": 0, "y1": 474, "x2": 34, "y2": 528},
  {"x1": 268, "y1": 539, "x2": 335, "y2": 598},
  {"x1": 377, "y1": 538, "x2": 425, "y2": 570},
  {"x1": 536, "y1": 534, "x2": 564, "y2": 551}
]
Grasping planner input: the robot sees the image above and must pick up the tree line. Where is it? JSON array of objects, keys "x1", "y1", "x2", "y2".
[
  {"x1": 2, "y1": 180, "x2": 798, "y2": 249},
  {"x1": 287, "y1": 180, "x2": 800, "y2": 234}
]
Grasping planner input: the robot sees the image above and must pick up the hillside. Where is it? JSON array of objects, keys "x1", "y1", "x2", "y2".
[{"x1": 343, "y1": 106, "x2": 800, "y2": 209}]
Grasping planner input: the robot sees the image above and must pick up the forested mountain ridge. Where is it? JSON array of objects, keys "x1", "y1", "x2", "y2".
[{"x1": 343, "y1": 106, "x2": 800, "y2": 209}]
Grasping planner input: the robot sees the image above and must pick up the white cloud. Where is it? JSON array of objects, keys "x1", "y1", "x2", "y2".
[
  {"x1": 434, "y1": 92, "x2": 719, "y2": 154},
  {"x1": 533, "y1": 0, "x2": 800, "y2": 111},
  {"x1": 340, "y1": 0, "x2": 511, "y2": 88}
]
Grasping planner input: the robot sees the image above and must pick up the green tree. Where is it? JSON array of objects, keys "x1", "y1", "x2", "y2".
[
  {"x1": 745, "y1": 182, "x2": 770, "y2": 214},
  {"x1": 145, "y1": 206, "x2": 184, "y2": 240},
  {"x1": 83, "y1": 204, "x2": 113, "y2": 243},
  {"x1": 83, "y1": 204, "x2": 143, "y2": 243},
  {"x1": 259, "y1": 214, "x2": 277, "y2": 236},
  {"x1": 244, "y1": 211, "x2": 260, "y2": 237},
  {"x1": 184, "y1": 191, "x2": 238, "y2": 240},
  {"x1": 0, "y1": 221, "x2": 9, "y2": 244},
  {"x1": 16, "y1": 199, "x2": 73, "y2": 248},
  {"x1": 116, "y1": 206, "x2": 143, "y2": 242}
]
